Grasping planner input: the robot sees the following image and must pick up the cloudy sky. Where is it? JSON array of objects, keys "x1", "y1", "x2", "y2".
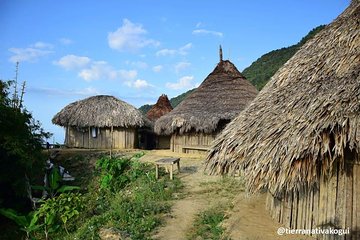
[{"x1": 0, "y1": 0, "x2": 349, "y2": 143}]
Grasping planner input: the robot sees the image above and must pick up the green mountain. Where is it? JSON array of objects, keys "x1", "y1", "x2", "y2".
[
  {"x1": 138, "y1": 88, "x2": 196, "y2": 115},
  {"x1": 242, "y1": 25, "x2": 325, "y2": 90},
  {"x1": 139, "y1": 25, "x2": 326, "y2": 114}
]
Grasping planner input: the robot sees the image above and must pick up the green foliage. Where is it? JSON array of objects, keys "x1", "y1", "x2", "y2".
[
  {"x1": 243, "y1": 25, "x2": 326, "y2": 90},
  {"x1": 35, "y1": 192, "x2": 84, "y2": 237},
  {"x1": 0, "y1": 208, "x2": 40, "y2": 240},
  {"x1": 138, "y1": 88, "x2": 196, "y2": 114},
  {"x1": 169, "y1": 88, "x2": 196, "y2": 108},
  {"x1": 71, "y1": 152, "x2": 182, "y2": 240},
  {"x1": 1, "y1": 191, "x2": 84, "y2": 240},
  {"x1": 188, "y1": 207, "x2": 228, "y2": 240},
  {"x1": 138, "y1": 104, "x2": 153, "y2": 115},
  {"x1": 32, "y1": 164, "x2": 80, "y2": 198},
  {"x1": 0, "y1": 80, "x2": 51, "y2": 210}
]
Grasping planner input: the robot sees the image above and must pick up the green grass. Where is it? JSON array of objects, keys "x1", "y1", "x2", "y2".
[
  {"x1": 62, "y1": 152, "x2": 182, "y2": 240},
  {"x1": 188, "y1": 207, "x2": 230, "y2": 240}
]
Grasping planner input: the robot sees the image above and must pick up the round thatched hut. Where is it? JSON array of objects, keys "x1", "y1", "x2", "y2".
[
  {"x1": 206, "y1": 1, "x2": 360, "y2": 238},
  {"x1": 145, "y1": 94, "x2": 173, "y2": 149},
  {"x1": 154, "y1": 47, "x2": 258, "y2": 153},
  {"x1": 52, "y1": 95, "x2": 149, "y2": 149}
]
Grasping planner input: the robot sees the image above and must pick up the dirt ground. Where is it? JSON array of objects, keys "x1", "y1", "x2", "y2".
[
  {"x1": 51, "y1": 149, "x2": 314, "y2": 240},
  {"x1": 139, "y1": 150, "x2": 314, "y2": 240}
]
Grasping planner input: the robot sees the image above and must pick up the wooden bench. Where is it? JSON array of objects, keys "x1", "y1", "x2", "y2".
[
  {"x1": 181, "y1": 145, "x2": 209, "y2": 153},
  {"x1": 155, "y1": 157, "x2": 180, "y2": 180}
]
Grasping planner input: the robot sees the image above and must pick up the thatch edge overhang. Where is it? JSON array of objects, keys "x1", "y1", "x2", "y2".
[
  {"x1": 205, "y1": 1, "x2": 360, "y2": 196},
  {"x1": 154, "y1": 60, "x2": 258, "y2": 135},
  {"x1": 52, "y1": 95, "x2": 150, "y2": 128}
]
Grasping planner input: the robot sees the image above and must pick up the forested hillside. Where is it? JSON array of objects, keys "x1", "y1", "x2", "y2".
[
  {"x1": 242, "y1": 25, "x2": 325, "y2": 89},
  {"x1": 139, "y1": 25, "x2": 325, "y2": 114}
]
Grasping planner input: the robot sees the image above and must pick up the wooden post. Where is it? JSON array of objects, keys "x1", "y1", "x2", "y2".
[
  {"x1": 66, "y1": 125, "x2": 69, "y2": 146},
  {"x1": 155, "y1": 164, "x2": 159, "y2": 179},
  {"x1": 88, "y1": 126, "x2": 91, "y2": 149},
  {"x1": 110, "y1": 126, "x2": 113, "y2": 158},
  {"x1": 170, "y1": 164, "x2": 173, "y2": 180}
]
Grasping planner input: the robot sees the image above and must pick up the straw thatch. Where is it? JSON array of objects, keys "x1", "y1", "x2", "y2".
[
  {"x1": 52, "y1": 95, "x2": 148, "y2": 128},
  {"x1": 206, "y1": 1, "x2": 360, "y2": 196},
  {"x1": 154, "y1": 59, "x2": 258, "y2": 135},
  {"x1": 146, "y1": 94, "x2": 173, "y2": 122}
]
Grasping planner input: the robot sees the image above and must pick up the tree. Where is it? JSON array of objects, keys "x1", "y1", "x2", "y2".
[{"x1": 0, "y1": 79, "x2": 51, "y2": 211}]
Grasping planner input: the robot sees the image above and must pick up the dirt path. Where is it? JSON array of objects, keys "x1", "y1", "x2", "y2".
[{"x1": 140, "y1": 150, "x2": 315, "y2": 240}]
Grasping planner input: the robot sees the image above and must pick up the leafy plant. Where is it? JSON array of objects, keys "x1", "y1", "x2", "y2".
[
  {"x1": 32, "y1": 164, "x2": 79, "y2": 198},
  {"x1": 35, "y1": 192, "x2": 84, "y2": 239},
  {"x1": 0, "y1": 208, "x2": 40, "y2": 240}
]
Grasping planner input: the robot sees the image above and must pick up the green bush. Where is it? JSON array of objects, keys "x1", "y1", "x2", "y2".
[{"x1": 71, "y1": 152, "x2": 182, "y2": 240}]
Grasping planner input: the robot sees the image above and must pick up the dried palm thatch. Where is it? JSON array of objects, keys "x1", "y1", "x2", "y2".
[
  {"x1": 52, "y1": 95, "x2": 148, "y2": 128},
  {"x1": 154, "y1": 59, "x2": 258, "y2": 135},
  {"x1": 146, "y1": 94, "x2": 173, "y2": 122},
  {"x1": 206, "y1": 1, "x2": 360, "y2": 196}
]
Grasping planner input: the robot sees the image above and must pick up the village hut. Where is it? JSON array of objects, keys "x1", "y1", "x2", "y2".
[
  {"x1": 154, "y1": 47, "x2": 258, "y2": 153},
  {"x1": 145, "y1": 94, "x2": 173, "y2": 149},
  {"x1": 52, "y1": 95, "x2": 149, "y2": 149},
  {"x1": 147, "y1": 94, "x2": 173, "y2": 122},
  {"x1": 206, "y1": 1, "x2": 360, "y2": 238}
]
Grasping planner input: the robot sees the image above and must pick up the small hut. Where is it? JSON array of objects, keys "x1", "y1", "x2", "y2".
[
  {"x1": 206, "y1": 1, "x2": 360, "y2": 239},
  {"x1": 52, "y1": 95, "x2": 149, "y2": 149},
  {"x1": 154, "y1": 47, "x2": 258, "y2": 153},
  {"x1": 146, "y1": 94, "x2": 173, "y2": 149}
]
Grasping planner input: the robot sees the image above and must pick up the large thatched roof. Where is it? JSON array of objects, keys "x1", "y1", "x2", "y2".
[
  {"x1": 206, "y1": 1, "x2": 360, "y2": 196},
  {"x1": 52, "y1": 95, "x2": 148, "y2": 128},
  {"x1": 154, "y1": 58, "x2": 258, "y2": 135},
  {"x1": 146, "y1": 94, "x2": 173, "y2": 122}
]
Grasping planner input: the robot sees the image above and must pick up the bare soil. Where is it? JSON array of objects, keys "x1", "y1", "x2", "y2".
[{"x1": 140, "y1": 150, "x2": 314, "y2": 240}]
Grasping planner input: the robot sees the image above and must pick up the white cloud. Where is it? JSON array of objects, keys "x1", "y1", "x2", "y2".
[
  {"x1": 152, "y1": 65, "x2": 163, "y2": 72},
  {"x1": 78, "y1": 61, "x2": 119, "y2": 81},
  {"x1": 108, "y1": 19, "x2": 160, "y2": 52},
  {"x1": 192, "y1": 29, "x2": 223, "y2": 37},
  {"x1": 125, "y1": 79, "x2": 152, "y2": 89},
  {"x1": 175, "y1": 61, "x2": 191, "y2": 73},
  {"x1": 59, "y1": 38, "x2": 73, "y2": 45},
  {"x1": 54, "y1": 54, "x2": 91, "y2": 70},
  {"x1": 31, "y1": 41, "x2": 54, "y2": 49},
  {"x1": 166, "y1": 75, "x2": 195, "y2": 90},
  {"x1": 156, "y1": 43, "x2": 192, "y2": 57},
  {"x1": 196, "y1": 22, "x2": 203, "y2": 28},
  {"x1": 9, "y1": 43, "x2": 54, "y2": 63},
  {"x1": 133, "y1": 79, "x2": 152, "y2": 89},
  {"x1": 126, "y1": 60, "x2": 148, "y2": 69},
  {"x1": 118, "y1": 69, "x2": 138, "y2": 80},
  {"x1": 156, "y1": 49, "x2": 177, "y2": 57}
]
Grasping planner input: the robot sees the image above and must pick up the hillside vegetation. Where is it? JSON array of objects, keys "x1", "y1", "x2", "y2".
[
  {"x1": 139, "y1": 25, "x2": 325, "y2": 114},
  {"x1": 242, "y1": 25, "x2": 325, "y2": 90}
]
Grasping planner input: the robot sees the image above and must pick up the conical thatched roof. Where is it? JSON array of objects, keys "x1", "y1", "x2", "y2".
[
  {"x1": 154, "y1": 59, "x2": 258, "y2": 135},
  {"x1": 206, "y1": 1, "x2": 360, "y2": 196},
  {"x1": 52, "y1": 95, "x2": 148, "y2": 128},
  {"x1": 146, "y1": 94, "x2": 173, "y2": 122}
]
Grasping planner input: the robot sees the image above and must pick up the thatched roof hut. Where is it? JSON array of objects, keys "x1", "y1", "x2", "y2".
[
  {"x1": 146, "y1": 94, "x2": 173, "y2": 122},
  {"x1": 154, "y1": 48, "x2": 258, "y2": 153},
  {"x1": 155, "y1": 58, "x2": 258, "y2": 136},
  {"x1": 53, "y1": 95, "x2": 149, "y2": 149},
  {"x1": 53, "y1": 95, "x2": 147, "y2": 128},
  {"x1": 206, "y1": 1, "x2": 360, "y2": 235}
]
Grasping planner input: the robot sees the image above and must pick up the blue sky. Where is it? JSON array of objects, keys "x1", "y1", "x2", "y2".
[{"x1": 0, "y1": 0, "x2": 349, "y2": 143}]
